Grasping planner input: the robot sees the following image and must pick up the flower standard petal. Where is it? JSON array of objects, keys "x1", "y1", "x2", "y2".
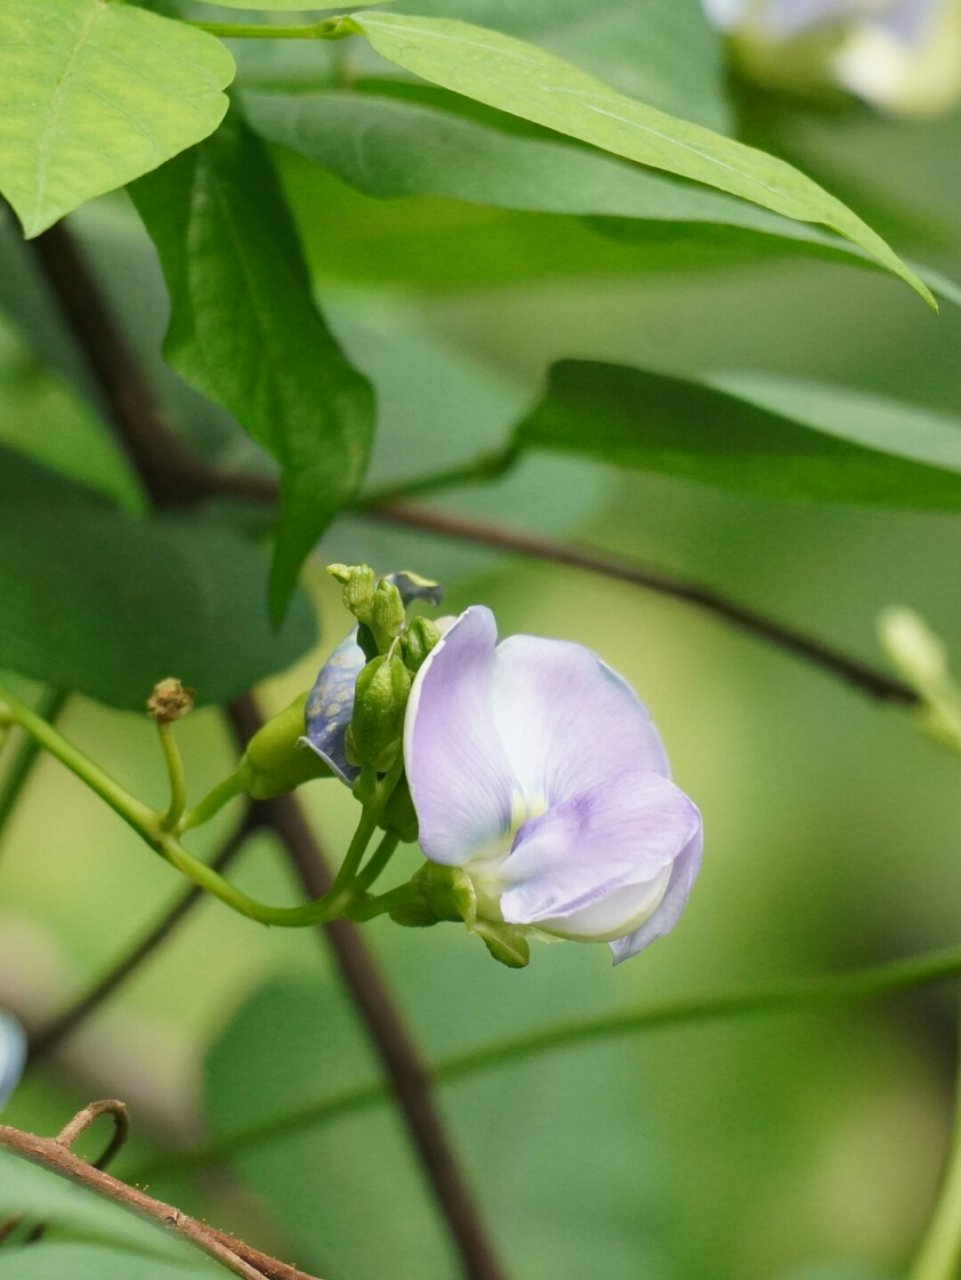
[
  {"x1": 405, "y1": 606, "x2": 516, "y2": 865},
  {"x1": 497, "y1": 770, "x2": 701, "y2": 932},
  {"x1": 608, "y1": 826, "x2": 704, "y2": 964},
  {"x1": 490, "y1": 635, "x2": 670, "y2": 809}
]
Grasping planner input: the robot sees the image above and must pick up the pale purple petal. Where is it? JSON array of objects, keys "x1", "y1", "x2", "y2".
[
  {"x1": 499, "y1": 770, "x2": 701, "y2": 927},
  {"x1": 304, "y1": 630, "x2": 365, "y2": 784},
  {"x1": 405, "y1": 607, "x2": 516, "y2": 865},
  {"x1": 490, "y1": 635, "x2": 669, "y2": 810},
  {"x1": 0, "y1": 1013, "x2": 25, "y2": 1110},
  {"x1": 609, "y1": 825, "x2": 704, "y2": 964},
  {"x1": 879, "y1": 0, "x2": 941, "y2": 41}
]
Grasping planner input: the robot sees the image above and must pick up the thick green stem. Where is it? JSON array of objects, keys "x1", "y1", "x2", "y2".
[
  {"x1": 180, "y1": 766, "x2": 252, "y2": 833},
  {"x1": 0, "y1": 689, "x2": 69, "y2": 843},
  {"x1": 0, "y1": 684, "x2": 155, "y2": 840},
  {"x1": 157, "y1": 723, "x2": 188, "y2": 833},
  {"x1": 346, "y1": 880, "x2": 418, "y2": 922},
  {"x1": 191, "y1": 17, "x2": 360, "y2": 40},
  {"x1": 910, "y1": 1020, "x2": 961, "y2": 1280},
  {"x1": 355, "y1": 831, "x2": 401, "y2": 893}
]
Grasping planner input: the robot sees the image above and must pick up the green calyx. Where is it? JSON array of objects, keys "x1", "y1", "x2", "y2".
[
  {"x1": 243, "y1": 693, "x2": 332, "y2": 799},
  {"x1": 391, "y1": 864, "x2": 531, "y2": 967}
]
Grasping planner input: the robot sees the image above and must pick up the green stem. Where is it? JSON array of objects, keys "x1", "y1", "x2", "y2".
[
  {"x1": 180, "y1": 766, "x2": 251, "y2": 833},
  {"x1": 157, "y1": 723, "x2": 188, "y2": 833},
  {"x1": 358, "y1": 444, "x2": 522, "y2": 510},
  {"x1": 0, "y1": 683, "x2": 155, "y2": 840},
  {"x1": 354, "y1": 831, "x2": 401, "y2": 893},
  {"x1": 909, "y1": 1019, "x2": 961, "y2": 1280},
  {"x1": 166, "y1": 936, "x2": 961, "y2": 1170},
  {"x1": 191, "y1": 17, "x2": 360, "y2": 40},
  {"x1": 346, "y1": 880, "x2": 418, "y2": 921},
  {"x1": 0, "y1": 689, "x2": 69, "y2": 843}
]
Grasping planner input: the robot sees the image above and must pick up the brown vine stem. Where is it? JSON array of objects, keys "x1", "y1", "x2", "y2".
[
  {"x1": 0, "y1": 1109, "x2": 321, "y2": 1280},
  {"x1": 28, "y1": 811, "x2": 260, "y2": 1065},
  {"x1": 368, "y1": 502, "x2": 918, "y2": 707},
  {"x1": 30, "y1": 220, "x2": 508, "y2": 1280}
]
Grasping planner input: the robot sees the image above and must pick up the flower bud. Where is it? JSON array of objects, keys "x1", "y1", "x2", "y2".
[
  {"x1": 345, "y1": 654, "x2": 413, "y2": 773},
  {"x1": 243, "y1": 693, "x2": 332, "y2": 798},
  {"x1": 471, "y1": 920, "x2": 531, "y2": 969},
  {"x1": 401, "y1": 616, "x2": 443, "y2": 673},
  {"x1": 370, "y1": 580, "x2": 407, "y2": 651}
]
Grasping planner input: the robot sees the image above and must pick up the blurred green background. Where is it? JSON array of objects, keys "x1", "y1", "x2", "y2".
[{"x1": 2, "y1": 12, "x2": 961, "y2": 1278}]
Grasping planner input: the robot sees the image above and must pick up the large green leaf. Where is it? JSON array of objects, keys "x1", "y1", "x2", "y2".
[
  {"x1": 514, "y1": 362, "x2": 961, "y2": 506},
  {"x1": 0, "y1": 445, "x2": 316, "y2": 709},
  {"x1": 245, "y1": 88, "x2": 959, "y2": 303},
  {"x1": 351, "y1": 12, "x2": 933, "y2": 305},
  {"x1": 131, "y1": 113, "x2": 376, "y2": 623},
  {"x1": 0, "y1": 0, "x2": 234, "y2": 238}
]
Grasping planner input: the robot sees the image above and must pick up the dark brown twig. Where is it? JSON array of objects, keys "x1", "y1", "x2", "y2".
[
  {"x1": 28, "y1": 812, "x2": 259, "y2": 1065},
  {"x1": 56, "y1": 1097, "x2": 130, "y2": 1170},
  {"x1": 27, "y1": 224, "x2": 218, "y2": 508},
  {"x1": 0, "y1": 1112, "x2": 322, "y2": 1280},
  {"x1": 370, "y1": 501, "x2": 918, "y2": 706}
]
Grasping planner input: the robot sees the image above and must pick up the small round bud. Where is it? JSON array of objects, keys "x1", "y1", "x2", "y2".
[
  {"x1": 402, "y1": 616, "x2": 442, "y2": 673},
  {"x1": 147, "y1": 678, "x2": 195, "y2": 723}
]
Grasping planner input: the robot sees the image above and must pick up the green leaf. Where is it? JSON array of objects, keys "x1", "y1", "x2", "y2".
[
  {"x1": 0, "y1": 1250, "x2": 216, "y2": 1280},
  {"x1": 0, "y1": 445, "x2": 316, "y2": 709},
  {"x1": 514, "y1": 362, "x2": 961, "y2": 506},
  {"x1": 0, "y1": 0, "x2": 234, "y2": 238},
  {"x1": 0, "y1": 1152, "x2": 219, "y2": 1275},
  {"x1": 200, "y1": 0, "x2": 386, "y2": 6},
  {"x1": 245, "y1": 88, "x2": 959, "y2": 304},
  {"x1": 359, "y1": 0, "x2": 731, "y2": 130},
  {"x1": 131, "y1": 113, "x2": 376, "y2": 624},
  {"x1": 352, "y1": 12, "x2": 934, "y2": 306}
]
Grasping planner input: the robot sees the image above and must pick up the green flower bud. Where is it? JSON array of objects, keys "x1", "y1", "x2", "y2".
[
  {"x1": 370, "y1": 580, "x2": 406, "y2": 651},
  {"x1": 328, "y1": 563, "x2": 377, "y2": 625},
  {"x1": 471, "y1": 920, "x2": 531, "y2": 969},
  {"x1": 380, "y1": 776, "x2": 419, "y2": 843},
  {"x1": 345, "y1": 654, "x2": 413, "y2": 773},
  {"x1": 401, "y1": 616, "x2": 442, "y2": 673},
  {"x1": 243, "y1": 693, "x2": 332, "y2": 798}
]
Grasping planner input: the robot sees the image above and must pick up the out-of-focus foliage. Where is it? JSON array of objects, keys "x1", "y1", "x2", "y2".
[{"x1": 2, "y1": 0, "x2": 961, "y2": 1278}]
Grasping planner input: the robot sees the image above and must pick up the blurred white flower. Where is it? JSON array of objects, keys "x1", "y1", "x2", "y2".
[{"x1": 702, "y1": 0, "x2": 961, "y2": 115}]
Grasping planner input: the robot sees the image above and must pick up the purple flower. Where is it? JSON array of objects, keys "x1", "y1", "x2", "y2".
[
  {"x1": 404, "y1": 607, "x2": 702, "y2": 962},
  {"x1": 0, "y1": 1012, "x2": 25, "y2": 1110}
]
